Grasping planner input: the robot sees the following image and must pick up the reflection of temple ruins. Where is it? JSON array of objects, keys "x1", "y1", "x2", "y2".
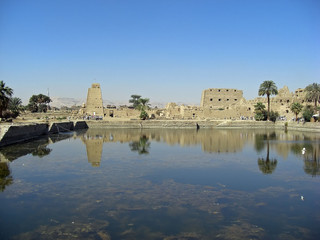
[
  {"x1": 81, "y1": 133, "x2": 103, "y2": 167},
  {"x1": 78, "y1": 128, "x2": 320, "y2": 156},
  {"x1": 79, "y1": 84, "x2": 309, "y2": 120}
]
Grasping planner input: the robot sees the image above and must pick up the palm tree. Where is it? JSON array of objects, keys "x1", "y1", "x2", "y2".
[
  {"x1": 0, "y1": 81, "x2": 13, "y2": 118},
  {"x1": 258, "y1": 80, "x2": 278, "y2": 120},
  {"x1": 290, "y1": 102, "x2": 303, "y2": 121},
  {"x1": 136, "y1": 98, "x2": 150, "y2": 111},
  {"x1": 129, "y1": 95, "x2": 141, "y2": 108},
  {"x1": 305, "y1": 83, "x2": 320, "y2": 108},
  {"x1": 136, "y1": 98, "x2": 150, "y2": 120},
  {"x1": 254, "y1": 102, "x2": 266, "y2": 112}
]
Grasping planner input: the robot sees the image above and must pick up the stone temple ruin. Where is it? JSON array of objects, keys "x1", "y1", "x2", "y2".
[
  {"x1": 80, "y1": 83, "x2": 309, "y2": 120},
  {"x1": 79, "y1": 83, "x2": 104, "y2": 117}
]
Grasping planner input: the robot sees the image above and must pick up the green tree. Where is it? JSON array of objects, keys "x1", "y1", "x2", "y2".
[
  {"x1": 135, "y1": 97, "x2": 150, "y2": 120},
  {"x1": 254, "y1": 102, "x2": 267, "y2": 121},
  {"x1": 8, "y1": 97, "x2": 23, "y2": 118},
  {"x1": 302, "y1": 105, "x2": 314, "y2": 122},
  {"x1": 305, "y1": 83, "x2": 320, "y2": 120},
  {"x1": 129, "y1": 95, "x2": 141, "y2": 108},
  {"x1": 258, "y1": 80, "x2": 278, "y2": 120},
  {"x1": 305, "y1": 83, "x2": 320, "y2": 108},
  {"x1": 269, "y1": 110, "x2": 279, "y2": 123},
  {"x1": 28, "y1": 94, "x2": 51, "y2": 113},
  {"x1": 0, "y1": 81, "x2": 14, "y2": 118},
  {"x1": 290, "y1": 102, "x2": 303, "y2": 121}
]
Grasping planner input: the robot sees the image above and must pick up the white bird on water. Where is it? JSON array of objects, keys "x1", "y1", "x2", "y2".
[
  {"x1": 301, "y1": 196, "x2": 304, "y2": 201},
  {"x1": 302, "y1": 148, "x2": 306, "y2": 155}
]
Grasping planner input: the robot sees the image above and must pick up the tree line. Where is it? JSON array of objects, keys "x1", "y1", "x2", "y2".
[{"x1": 0, "y1": 80, "x2": 52, "y2": 120}]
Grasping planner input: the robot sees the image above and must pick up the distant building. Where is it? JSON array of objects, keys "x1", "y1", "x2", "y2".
[
  {"x1": 81, "y1": 83, "x2": 104, "y2": 116},
  {"x1": 200, "y1": 88, "x2": 245, "y2": 108},
  {"x1": 79, "y1": 83, "x2": 309, "y2": 121}
]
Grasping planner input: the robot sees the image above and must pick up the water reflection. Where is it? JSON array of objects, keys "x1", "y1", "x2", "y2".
[
  {"x1": 255, "y1": 132, "x2": 278, "y2": 174},
  {"x1": 1, "y1": 128, "x2": 320, "y2": 239},
  {"x1": 1, "y1": 129, "x2": 319, "y2": 175},
  {"x1": 0, "y1": 137, "x2": 51, "y2": 163},
  {"x1": 289, "y1": 139, "x2": 320, "y2": 177},
  {"x1": 0, "y1": 162, "x2": 13, "y2": 191},
  {"x1": 81, "y1": 132, "x2": 103, "y2": 167},
  {"x1": 304, "y1": 145, "x2": 320, "y2": 177},
  {"x1": 129, "y1": 135, "x2": 151, "y2": 155}
]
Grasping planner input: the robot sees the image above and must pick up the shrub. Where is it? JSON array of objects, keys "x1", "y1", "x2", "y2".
[
  {"x1": 269, "y1": 111, "x2": 279, "y2": 123},
  {"x1": 140, "y1": 110, "x2": 148, "y2": 120},
  {"x1": 302, "y1": 106, "x2": 314, "y2": 122},
  {"x1": 255, "y1": 110, "x2": 267, "y2": 121}
]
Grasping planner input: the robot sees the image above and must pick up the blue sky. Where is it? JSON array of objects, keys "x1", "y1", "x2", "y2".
[{"x1": 0, "y1": 0, "x2": 319, "y2": 105}]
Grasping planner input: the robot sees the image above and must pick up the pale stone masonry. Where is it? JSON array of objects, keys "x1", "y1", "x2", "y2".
[
  {"x1": 200, "y1": 88, "x2": 245, "y2": 108},
  {"x1": 85, "y1": 83, "x2": 104, "y2": 116},
  {"x1": 79, "y1": 83, "x2": 311, "y2": 121}
]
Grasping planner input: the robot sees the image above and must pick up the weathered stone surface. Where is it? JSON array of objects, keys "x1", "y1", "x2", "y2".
[
  {"x1": 0, "y1": 123, "x2": 48, "y2": 147},
  {"x1": 84, "y1": 83, "x2": 104, "y2": 116},
  {"x1": 48, "y1": 122, "x2": 74, "y2": 133}
]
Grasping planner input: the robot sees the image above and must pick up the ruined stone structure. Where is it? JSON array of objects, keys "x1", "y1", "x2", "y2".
[
  {"x1": 166, "y1": 88, "x2": 254, "y2": 120},
  {"x1": 79, "y1": 83, "x2": 311, "y2": 121},
  {"x1": 166, "y1": 86, "x2": 311, "y2": 120},
  {"x1": 200, "y1": 88, "x2": 245, "y2": 108},
  {"x1": 84, "y1": 83, "x2": 104, "y2": 116}
]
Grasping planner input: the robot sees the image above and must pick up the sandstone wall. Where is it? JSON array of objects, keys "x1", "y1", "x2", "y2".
[
  {"x1": 200, "y1": 88, "x2": 244, "y2": 108},
  {"x1": 86, "y1": 83, "x2": 104, "y2": 116}
]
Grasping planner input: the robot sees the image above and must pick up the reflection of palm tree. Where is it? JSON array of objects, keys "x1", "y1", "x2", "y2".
[
  {"x1": 290, "y1": 142, "x2": 319, "y2": 176},
  {"x1": 303, "y1": 146, "x2": 320, "y2": 177},
  {"x1": 254, "y1": 134, "x2": 267, "y2": 152},
  {"x1": 0, "y1": 162, "x2": 13, "y2": 192},
  {"x1": 254, "y1": 132, "x2": 276, "y2": 153},
  {"x1": 257, "y1": 134, "x2": 277, "y2": 174},
  {"x1": 129, "y1": 135, "x2": 151, "y2": 155}
]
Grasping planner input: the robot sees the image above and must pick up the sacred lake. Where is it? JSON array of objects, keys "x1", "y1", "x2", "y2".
[{"x1": 0, "y1": 128, "x2": 319, "y2": 240}]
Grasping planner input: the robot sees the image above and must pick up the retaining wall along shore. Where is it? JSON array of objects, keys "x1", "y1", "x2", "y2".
[
  {"x1": 86, "y1": 119, "x2": 320, "y2": 132},
  {"x1": 0, "y1": 120, "x2": 319, "y2": 147},
  {"x1": 0, "y1": 123, "x2": 48, "y2": 147},
  {"x1": 0, "y1": 121, "x2": 88, "y2": 147}
]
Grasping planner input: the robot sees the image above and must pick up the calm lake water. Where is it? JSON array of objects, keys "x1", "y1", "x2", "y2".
[{"x1": 0, "y1": 128, "x2": 319, "y2": 240}]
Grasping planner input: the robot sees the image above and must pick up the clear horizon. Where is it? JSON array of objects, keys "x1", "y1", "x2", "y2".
[{"x1": 1, "y1": 0, "x2": 319, "y2": 105}]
